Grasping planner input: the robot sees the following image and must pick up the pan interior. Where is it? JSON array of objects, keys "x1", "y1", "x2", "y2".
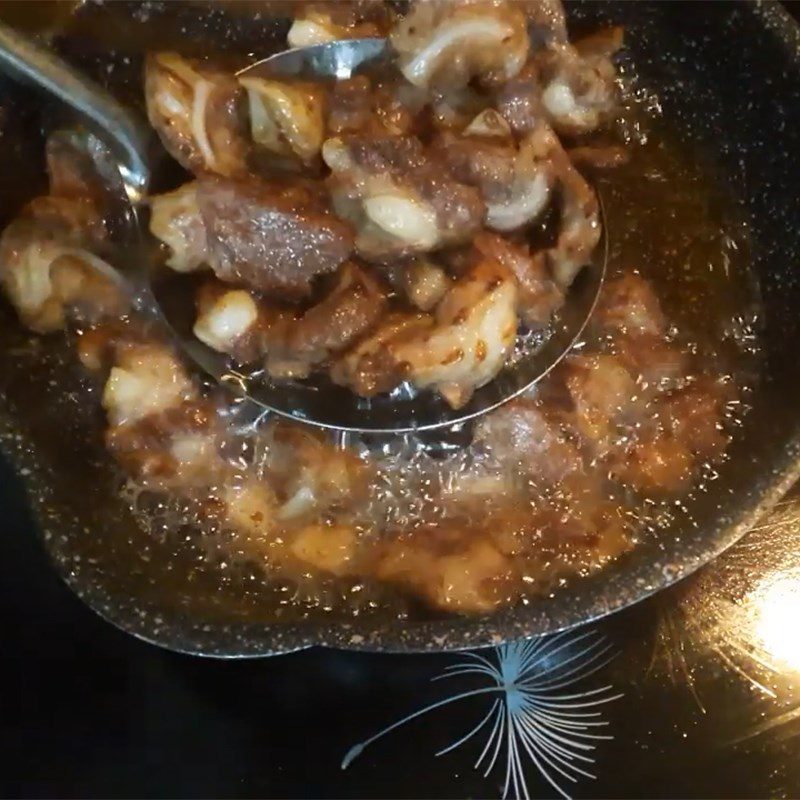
[{"x1": 0, "y1": 1, "x2": 797, "y2": 653}]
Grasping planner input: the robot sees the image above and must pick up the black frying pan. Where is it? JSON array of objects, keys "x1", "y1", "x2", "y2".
[{"x1": 0, "y1": 0, "x2": 798, "y2": 655}]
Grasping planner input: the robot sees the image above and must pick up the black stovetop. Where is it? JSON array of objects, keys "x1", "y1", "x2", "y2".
[{"x1": 5, "y1": 3, "x2": 800, "y2": 798}]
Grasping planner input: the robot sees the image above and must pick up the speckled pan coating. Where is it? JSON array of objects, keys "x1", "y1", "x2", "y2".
[{"x1": 0, "y1": 1, "x2": 799, "y2": 655}]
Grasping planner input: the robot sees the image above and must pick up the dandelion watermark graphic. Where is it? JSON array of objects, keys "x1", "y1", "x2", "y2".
[{"x1": 342, "y1": 629, "x2": 621, "y2": 800}]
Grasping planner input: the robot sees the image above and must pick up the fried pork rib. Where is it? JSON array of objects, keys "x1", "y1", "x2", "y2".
[
  {"x1": 534, "y1": 122, "x2": 602, "y2": 288},
  {"x1": 257, "y1": 420, "x2": 369, "y2": 521},
  {"x1": 332, "y1": 253, "x2": 518, "y2": 408},
  {"x1": 196, "y1": 176, "x2": 354, "y2": 298},
  {"x1": 0, "y1": 138, "x2": 126, "y2": 333},
  {"x1": 438, "y1": 115, "x2": 601, "y2": 287},
  {"x1": 144, "y1": 52, "x2": 249, "y2": 177},
  {"x1": 148, "y1": 182, "x2": 208, "y2": 273},
  {"x1": 474, "y1": 233, "x2": 563, "y2": 329},
  {"x1": 74, "y1": 326, "x2": 226, "y2": 487},
  {"x1": 322, "y1": 134, "x2": 484, "y2": 262},
  {"x1": 193, "y1": 261, "x2": 386, "y2": 379},
  {"x1": 552, "y1": 273, "x2": 731, "y2": 493},
  {"x1": 150, "y1": 176, "x2": 354, "y2": 299},
  {"x1": 496, "y1": 28, "x2": 623, "y2": 138},
  {"x1": 437, "y1": 110, "x2": 552, "y2": 233},
  {"x1": 392, "y1": 255, "x2": 518, "y2": 408},
  {"x1": 389, "y1": 0, "x2": 530, "y2": 91},
  {"x1": 474, "y1": 397, "x2": 583, "y2": 485}
]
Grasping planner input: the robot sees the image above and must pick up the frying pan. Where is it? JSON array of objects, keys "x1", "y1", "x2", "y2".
[{"x1": 0, "y1": 0, "x2": 798, "y2": 655}]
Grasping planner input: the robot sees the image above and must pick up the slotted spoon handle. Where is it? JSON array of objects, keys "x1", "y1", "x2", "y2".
[{"x1": 0, "y1": 21, "x2": 151, "y2": 198}]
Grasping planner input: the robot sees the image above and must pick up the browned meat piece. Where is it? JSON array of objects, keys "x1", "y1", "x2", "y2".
[
  {"x1": 551, "y1": 269, "x2": 729, "y2": 494},
  {"x1": 221, "y1": 480, "x2": 363, "y2": 579},
  {"x1": 437, "y1": 108, "x2": 517, "y2": 186},
  {"x1": 474, "y1": 232, "x2": 563, "y2": 329},
  {"x1": 76, "y1": 318, "x2": 154, "y2": 374},
  {"x1": 45, "y1": 253, "x2": 126, "y2": 326},
  {"x1": 659, "y1": 377, "x2": 732, "y2": 459},
  {"x1": 105, "y1": 398, "x2": 226, "y2": 487},
  {"x1": 195, "y1": 175, "x2": 354, "y2": 299},
  {"x1": 612, "y1": 332, "x2": 687, "y2": 396},
  {"x1": 144, "y1": 52, "x2": 249, "y2": 178},
  {"x1": 593, "y1": 274, "x2": 687, "y2": 396},
  {"x1": 544, "y1": 124, "x2": 602, "y2": 288},
  {"x1": 391, "y1": 255, "x2": 518, "y2": 408},
  {"x1": 85, "y1": 332, "x2": 229, "y2": 489},
  {"x1": 609, "y1": 433, "x2": 694, "y2": 494},
  {"x1": 437, "y1": 110, "x2": 555, "y2": 233},
  {"x1": 23, "y1": 135, "x2": 109, "y2": 249},
  {"x1": 322, "y1": 134, "x2": 484, "y2": 262},
  {"x1": 101, "y1": 340, "x2": 198, "y2": 427},
  {"x1": 445, "y1": 117, "x2": 600, "y2": 287},
  {"x1": 485, "y1": 500, "x2": 631, "y2": 580},
  {"x1": 39, "y1": 136, "x2": 108, "y2": 246},
  {"x1": 0, "y1": 219, "x2": 125, "y2": 333},
  {"x1": 259, "y1": 419, "x2": 370, "y2": 520},
  {"x1": 218, "y1": 480, "x2": 280, "y2": 562},
  {"x1": 474, "y1": 397, "x2": 583, "y2": 484},
  {"x1": 535, "y1": 44, "x2": 621, "y2": 137},
  {"x1": 375, "y1": 524, "x2": 512, "y2": 613},
  {"x1": 595, "y1": 273, "x2": 667, "y2": 337},
  {"x1": 194, "y1": 263, "x2": 385, "y2": 378},
  {"x1": 287, "y1": 1, "x2": 396, "y2": 47},
  {"x1": 22, "y1": 193, "x2": 105, "y2": 250},
  {"x1": 496, "y1": 32, "x2": 621, "y2": 138},
  {"x1": 333, "y1": 252, "x2": 518, "y2": 409},
  {"x1": 0, "y1": 137, "x2": 127, "y2": 333},
  {"x1": 284, "y1": 523, "x2": 361, "y2": 576},
  {"x1": 92, "y1": 341, "x2": 227, "y2": 488},
  {"x1": 148, "y1": 182, "x2": 209, "y2": 273},
  {"x1": 327, "y1": 76, "x2": 426, "y2": 138},
  {"x1": 390, "y1": 1, "x2": 529, "y2": 91},
  {"x1": 562, "y1": 353, "x2": 643, "y2": 451},
  {"x1": 559, "y1": 340, "x2": 724, "y2": 493},
  {"x1": 288, "y1": 262, "x2": 387, "y2": 365},
  {"x1": 331, "y1": 311, "x2": 433, "y2": 397}
]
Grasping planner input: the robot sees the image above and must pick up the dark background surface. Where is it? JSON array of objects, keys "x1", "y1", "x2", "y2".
[{"x1": 4, "y1": 2, "x2": 800, "y2": 798}]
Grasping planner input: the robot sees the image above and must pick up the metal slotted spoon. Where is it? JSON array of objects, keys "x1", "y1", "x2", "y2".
[{"x1": 0, "y1": 29, "x2": 606, "y2": 434}]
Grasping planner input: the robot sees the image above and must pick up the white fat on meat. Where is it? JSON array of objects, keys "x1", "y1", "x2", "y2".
[
  {"x1": 193, "y1": 289, "x2": 259, "y2": 353},
  {"x1": 102, "y1": 343, "x2": 197, "y2": 427},
  {"x1": 390, "y1": 1, "x2": 529, "y2": 91}
]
